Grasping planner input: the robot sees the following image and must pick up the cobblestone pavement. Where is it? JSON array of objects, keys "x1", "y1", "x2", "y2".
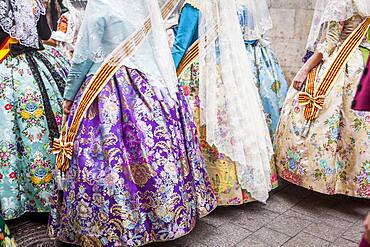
[
  {"x1": 149, "y1": 182, "x2": 369, "y2": 247},
  {"x1": 8, "y1": 182, "x2": 369, "y2": 247}
]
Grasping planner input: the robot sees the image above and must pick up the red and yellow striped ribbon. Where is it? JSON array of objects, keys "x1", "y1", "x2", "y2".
[
  {"x1": 299, "y1": 17, "x2": 370, "y2": 121},
  {"x1": 177, "y1": 40, "x2": 199, "y2": 76},
  {"x1": 177, "y1": 20, "x2": 220, "y2": 77},
  {"x1": 53, "y1": 0, "x2": 178, "y2": 172},
  {"x1": 0, "y1": 37, "x2": 18, "y2": 63}
]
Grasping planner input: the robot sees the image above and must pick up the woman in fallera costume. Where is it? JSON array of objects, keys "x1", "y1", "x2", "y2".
[
  {"x1": 275, "y1": 0, "x2": 370, "y2": 198},
  {"x1": 50, "y1": 0, "x2": 87, "y2": 59},
  {"x1": 48, "y1": 0, "x2": 216, "y2": 246},
  {"x1": 0, "y1": 0, "x2": 68, "y2": 220},
  {"x1": 172, "y1": 0, "x2": 276, "y2": 206},
  {"x1": 237, "y1": 0, "x2": 288, "y2": 137}
]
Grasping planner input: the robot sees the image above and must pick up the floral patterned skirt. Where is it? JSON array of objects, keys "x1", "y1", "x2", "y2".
[
  {"x1": 48, "y1": 67, "x2": 217, "y2": 246},
  {"x1": 0, "y1": 47, "x2": 68, "y2": 220},
  {"x1": 244, "y1": 40, "x2": 288, "y2": 138},
  {"x1": 179, "y1": 61, "x2": 278, "y2": 206},
  {"x1": 0, "y1": 217, "x2": 16, "y2": 247},
  {"x1": 275, "y1": 49, "x2": 370, "y2": 198}
]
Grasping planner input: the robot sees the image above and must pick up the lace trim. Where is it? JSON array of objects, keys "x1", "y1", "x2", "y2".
[
  {"x1": 316, "y1": 43, "x2": 331, "y2": 62},
  {"x1": 0, "y1": 0, "x2": 45, "y2": 48},
  {"x1": 182, "y1": 0, "x2": 200, "y2": 10}
]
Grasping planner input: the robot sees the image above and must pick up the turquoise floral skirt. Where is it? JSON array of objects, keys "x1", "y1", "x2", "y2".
[{"x1": 0, "y1": 47, "x2": 68, "y2": 220}]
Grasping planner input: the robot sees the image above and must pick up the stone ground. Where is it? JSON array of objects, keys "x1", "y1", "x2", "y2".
[{"x1": 8, "y1": 181, "x2": 369, "y2": 247}]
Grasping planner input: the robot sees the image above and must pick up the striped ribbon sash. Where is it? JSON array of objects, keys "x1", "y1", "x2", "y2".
[
  {"x1": 0, "y1": 37, "x2": 18, "y2": 63},
  {"x1": 177, "y1": 40, "x2": 199, "y2": 76},
  {"x1": 177, "y1": 17, "x2": 220, "y2": 77},
  {"x1": 53, "y1": 0, "x2": 178, "y2": 175},
  {"x1": 299, "y1": 17, "x2": 370, "y2": 121}
]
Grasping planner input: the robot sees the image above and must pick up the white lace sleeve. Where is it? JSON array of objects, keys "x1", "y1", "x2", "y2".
[{"x1": 316, "y1": 21, "x2": 344, "y2": 61}]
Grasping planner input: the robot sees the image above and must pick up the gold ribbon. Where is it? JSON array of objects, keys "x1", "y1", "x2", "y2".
[
  {"x1": 53, "y1": 0, "x2": 178, "y2": 173},
  {"x1": 298, "y1": 17, "x2": 370, "y2": 121},
  {"x1": 298, "y1": 92, "x2": 325, "y2": 120},
  {"x1": 0, "y1": 37, "x2": 18, "y2": 63},
  {"x1": 177, "y1": 40, "x2": 199, "y2": 76},
  {"x1": 52, "y1": 137, "x2": 73, "y2": 172}
]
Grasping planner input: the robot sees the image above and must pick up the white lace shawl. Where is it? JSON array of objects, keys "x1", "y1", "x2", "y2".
[
  {"x1": 73, "y1": 0, "x2": 179, "y2": 100},
  {"x1": 0, "y1": 0, "x2": 45, "y2": 48},
  {"x1": 199, "y1": 0, "x2": 273, "y2": 203},
  {"x1": 236, "y1": 0, "x2": 273, "y2": 40}
]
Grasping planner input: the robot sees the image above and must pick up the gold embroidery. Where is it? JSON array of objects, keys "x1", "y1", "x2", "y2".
[
  {"x1": 129, "y1": 163, "x2": 157, "y2": 187},
  {"x1": 180, "y1": 157, "x2": 190, "y2": 177}
]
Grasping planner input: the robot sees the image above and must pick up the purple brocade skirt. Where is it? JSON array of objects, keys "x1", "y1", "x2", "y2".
[
  {"x1": 48, "y1": 67, "x2": 217, "y2": 246},
  {"x1": 353, "y1": 59, "x2": 370, "y2": 111}
]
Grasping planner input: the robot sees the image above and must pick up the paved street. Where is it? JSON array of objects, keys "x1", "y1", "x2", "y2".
[{"x1": 8, "y1": 182, "x2": 369, "y2": 247}]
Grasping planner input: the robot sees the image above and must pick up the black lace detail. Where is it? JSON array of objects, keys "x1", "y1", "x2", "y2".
[
  {"x1": 25, "y1": 52, "x2": 60, "y2": 142},
  {"x1": 33, "y1": 51, "x2": 66, "y2": 95}
]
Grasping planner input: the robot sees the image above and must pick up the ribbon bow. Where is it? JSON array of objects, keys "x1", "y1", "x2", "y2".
[
  {"x1": 298, "y1": 92, "x2": 326, "y2": 121},
  {"x1": 52, "y1": 137, "x2": 73, "y2": 172}
]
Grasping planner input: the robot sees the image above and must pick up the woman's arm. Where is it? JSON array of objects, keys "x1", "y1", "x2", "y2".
[
  {"x1": 63, "y1": 16, "x2": 106, "y2": 116},
  {"x1": 293, "y1": 51, "x2": 323, "y2": 90},
  {"x1": 64, "y1": 59, "x2": 94, "y2": 101},
  {"x1": 293, "y1": 21, "x2": 344, "y2": 90},
  {"x1": 63, "y1": 59, "x2": 94, "y2": 116}
]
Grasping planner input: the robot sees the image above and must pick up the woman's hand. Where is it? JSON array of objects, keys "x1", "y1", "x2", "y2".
[
  {"x1": 63, "y1": 100, "x2": 73, "y2": 117},
  {"x1": 293, "y1": 67, "x2": 309, "y2": 91},
  {"x1": 43, "y1": 38, "x2": 57, "y2": 47}
]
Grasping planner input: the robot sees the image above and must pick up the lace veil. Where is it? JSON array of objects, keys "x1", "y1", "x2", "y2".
[
  {"x1": 0, "y1": 0, "x2": 46, "y2": 48},
  {"x1": 198, "y1": 0, "x2": 273, "y2": 203},
  {"x1": 72, "y1": 0, "x2": 179, "y2": 99},
  {"x1": 236, "y1": 0, "x2": 273, "y2": 40},
  {"x1": 306, "y1": 0, "x2": 370, "y2": 51}
]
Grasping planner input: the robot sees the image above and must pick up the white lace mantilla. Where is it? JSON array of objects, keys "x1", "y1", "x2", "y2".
[
  {"x1": 199, "y1": 0, "x2": 273, "y2": 203},
  {"x1": 0, "y1": 0, "x2": 45, "y2": 48}
]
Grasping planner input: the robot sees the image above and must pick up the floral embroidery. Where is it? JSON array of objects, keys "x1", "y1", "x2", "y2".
[
  {"x1": 48, "y1": 68, "x2": 216, "y2": 246},
  {"x1": 0, "y1": 46, "x2": 68, "y2": 220},
  {"x1": 19, "y1": 90, "x2": 44, "y2": 123},
  {"x1": 275, "y1": 27, "x2": 370, "y2": 198},
  {"x1": 179, "y1": 58, "x2": 279, "y2": 206},
  {"x1": 30, "y1": 152, "x2": 53, "y2": 185},
  {"x1": 0, "y1": 142, "x2": 15, "y2": 167},
  {"x1": 356, "y1": 161, "x2": 370, "y2": 197},
  {"x1": 0, "y1": 217, "x2": 16, "y2": 247},
  {"x1": 271, "y1": 80, "x2": 281, "y2": 94}
]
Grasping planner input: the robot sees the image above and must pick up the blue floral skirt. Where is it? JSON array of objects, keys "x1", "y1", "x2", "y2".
[{"x1": 0, "y1": 47, "x2": 68, "y2": 220}]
